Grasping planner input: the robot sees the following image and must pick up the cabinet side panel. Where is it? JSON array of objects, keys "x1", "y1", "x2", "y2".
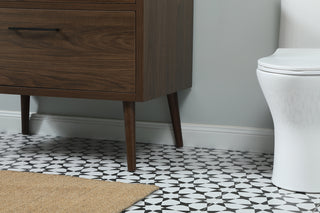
[{"x1": 142, "y1": 0, "x2": 193, "y2": 101}]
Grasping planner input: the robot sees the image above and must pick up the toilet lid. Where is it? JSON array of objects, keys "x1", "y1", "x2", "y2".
[{"x1": 258, "y1": 48, "x2": 320, "y2": 75}]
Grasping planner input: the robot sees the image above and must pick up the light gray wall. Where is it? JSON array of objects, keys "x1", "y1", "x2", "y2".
[{"x1": 0, "y1": 0, "x2": 281, "y2": 129}]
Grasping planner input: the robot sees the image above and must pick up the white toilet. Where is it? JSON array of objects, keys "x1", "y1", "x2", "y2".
[{"x1": 257, "y1": 0, "x2": 320, "y2": 193}]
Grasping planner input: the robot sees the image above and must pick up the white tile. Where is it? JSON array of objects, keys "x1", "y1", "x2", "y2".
[{"x1": 207, "y1": 204, "x2": 226, "y2": 211}]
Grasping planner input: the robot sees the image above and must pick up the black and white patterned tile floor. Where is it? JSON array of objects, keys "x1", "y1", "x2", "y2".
[{"x1": 0, "y1": 132, "x2": 319, "y2": 213}]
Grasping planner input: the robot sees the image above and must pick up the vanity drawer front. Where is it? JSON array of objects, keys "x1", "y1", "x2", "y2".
[
  {"x1": 3, "y1": 0, "x2": 135, "y2": 4},
  {"x1": 0, "y1": 9, "x2": 135, "y2": 93}
]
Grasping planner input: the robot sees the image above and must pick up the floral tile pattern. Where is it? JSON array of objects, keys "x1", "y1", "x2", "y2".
[{"x1": 0, "y1": 133, "x2": 319, "y2": 212}]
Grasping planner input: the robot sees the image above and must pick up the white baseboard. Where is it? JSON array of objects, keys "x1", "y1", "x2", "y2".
[{"x1": 0, "y1": 110, "x2": 274, "y2": 153}]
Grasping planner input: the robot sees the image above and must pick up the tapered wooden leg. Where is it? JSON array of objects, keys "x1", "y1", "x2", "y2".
[
  {"x1": 21, "y1": 95, "x2": 30, "y2": 135},
  {"x1": 167, "y1": 93, "x2": 183, "y2": 148},
  {"x1": 123, "y1": 101, "x2": 136, "y2": 172}
]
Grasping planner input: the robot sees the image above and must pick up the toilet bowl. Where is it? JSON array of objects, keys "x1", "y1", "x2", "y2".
[
  {"x1": 257, "y1": 48, "x2": 320, "y2": 193},
  {"x1": 257, "y1": 0, "x2": 320, "y2": 193}
]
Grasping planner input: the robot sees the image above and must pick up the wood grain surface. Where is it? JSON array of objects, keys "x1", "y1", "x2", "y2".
[
  {"x1": 0, "y1": 0, "x2": 193, "y2": 101},
  {"x1": 3, "y1": 0, "x2": 135, "y2": 3},
  {"x1": 0, "y1": 2, "x2": 136, "y2": 10},
  {"x1": 0, "y1": 9, "x2": 136, "y2": 93},
  {"x1": 138, "y1": 0, "x2": 194, "y2": 101}
]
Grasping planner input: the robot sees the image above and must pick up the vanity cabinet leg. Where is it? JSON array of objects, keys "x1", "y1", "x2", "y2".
[
  {"x1": 167, "y1": 93, "x2": 183, "y2": 148},
  {"x1": 123, "y1": 101, "x2": 136, "y2": 172},
  {"x1": 21, "y1": 95, "x2": 30, "y2": 135}
]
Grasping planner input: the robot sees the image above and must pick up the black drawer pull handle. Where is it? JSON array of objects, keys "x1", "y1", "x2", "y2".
[{"x1": 8, "y1": 27, "x2": 60, "y2": 32}]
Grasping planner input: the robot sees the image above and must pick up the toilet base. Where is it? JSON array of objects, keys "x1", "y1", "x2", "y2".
[
  {"x1": 272, "y1": 129, "x2": 320, "y2": 193},
  {"x1": 257, "y1": 70, "x2": 320, "y2": 193}
]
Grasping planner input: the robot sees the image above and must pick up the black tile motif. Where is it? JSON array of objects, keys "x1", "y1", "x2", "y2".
[{"x1": 0, "y1": 133, "x2": 319, "y2": 212}]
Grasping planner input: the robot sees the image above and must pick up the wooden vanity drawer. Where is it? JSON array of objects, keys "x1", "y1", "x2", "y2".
[
  {"x1": 0, "y1": 8, "x2": 135, "y2": 93},
  {"x1": 2, "y1": 0, "x2": 135, "y2": 4}
]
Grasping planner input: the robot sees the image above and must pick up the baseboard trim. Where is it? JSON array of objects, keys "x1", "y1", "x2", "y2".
[{"x1": 0, "y1": 110, "x2": 274, "y2": 153}]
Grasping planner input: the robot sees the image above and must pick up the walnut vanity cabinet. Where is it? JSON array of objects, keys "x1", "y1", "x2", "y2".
[{"x1": 0, "y1": 0, "x2": 194, "y2": 171}]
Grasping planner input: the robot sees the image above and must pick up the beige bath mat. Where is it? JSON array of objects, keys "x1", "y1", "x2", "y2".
[{"x1": 0, "y1": 170, "x2": 158, "y2": 213}]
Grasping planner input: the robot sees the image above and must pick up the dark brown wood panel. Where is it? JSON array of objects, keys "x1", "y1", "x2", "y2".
[
  {"x1": 0, "y1": 85, "x2": 136, "y2": 101},
  {"x1": 3, "y1": 0, "x2": 135, "y2": 3},
  {"x1": 0, "y1": 9, "x2": 136, "y2": 93},
  {"x1": 0, "y1": 2, "x2": 136, "y2": 10},
  {"x1": 138, "y1": 0, "x2": 193, "y2": 101},
  {"x1": 135, "y1": 0, "x2": 144, "y2": 101}
]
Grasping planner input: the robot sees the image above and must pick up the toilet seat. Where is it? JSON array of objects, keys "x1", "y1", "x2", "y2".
[{"x1": 258, "y1": 48, "x2": 320, "y2": 75}]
